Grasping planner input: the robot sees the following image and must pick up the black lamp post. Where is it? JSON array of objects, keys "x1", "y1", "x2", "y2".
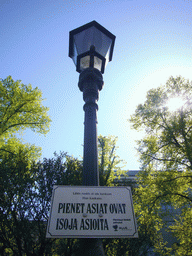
[{"x1": 69, "y1": 21, "x2": 115, "y2": 256}]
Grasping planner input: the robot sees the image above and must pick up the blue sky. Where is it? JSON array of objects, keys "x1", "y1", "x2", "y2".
[{"x1": 1, "y1": 0, "x2": 192, "y2": 170}]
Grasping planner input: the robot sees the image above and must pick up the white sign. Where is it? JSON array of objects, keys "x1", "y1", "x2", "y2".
[{"x1": 46, "y1": 186, "x2": 138, "y2": 238}]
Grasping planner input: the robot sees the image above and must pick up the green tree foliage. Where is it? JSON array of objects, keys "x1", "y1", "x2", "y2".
[
  {"x1": 130, "y1": 76, "x2": 192, "y2": 255},
  {"x1": 98, "y1": 136, "x2": 153, "y2": 255},
  {"x1": 0, "y1": 76, "x2": 51, "y2": 255},
  {"x1": 0, "y1": 148, "x2": 37, "y2": 256},
  {"x1": 0, "y1": 76, "x2": 51, "y2": 157},
  {"x1": 98, "y1": 135, "x2": 126, "y2": 186},
  {"x1": 0, "y1": 152, "x2": 83, "y2": 255},
  {"x1": 0, "y1": 76, "x2": 50, "y2": 137}
]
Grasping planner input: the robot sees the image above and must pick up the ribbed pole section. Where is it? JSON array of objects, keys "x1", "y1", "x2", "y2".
[
  {"x1": 83, "y1": 101, "x2": 99, "y2": 185},
  {"x1": 78, "y1": 68, "x2": 104, "y2": 187},
  {"x1": 74, "y1": 67, "x2": 105, "y2": 256}
]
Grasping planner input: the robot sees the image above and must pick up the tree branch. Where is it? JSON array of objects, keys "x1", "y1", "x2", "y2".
[
  {"x1": 0, "y1": 148, "x2": 16, "y2": 155},
  {"x1": 2, "y1": 122, "x2": 43, "y2": 134}
]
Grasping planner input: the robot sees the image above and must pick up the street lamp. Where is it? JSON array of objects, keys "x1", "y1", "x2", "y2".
[
  {"x1": 69, "y1": 20, "x2": 115, "y2": 187},
  {"x1": 69, "y1": 21, "x2": 115, "y2": 256}
]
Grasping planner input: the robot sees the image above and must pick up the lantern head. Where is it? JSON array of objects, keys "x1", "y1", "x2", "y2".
[{"x1": 69, "y1": 21, "x2": 115, "y2": 74}]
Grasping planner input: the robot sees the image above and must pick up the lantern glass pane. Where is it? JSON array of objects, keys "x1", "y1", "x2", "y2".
[
  {"x1": 79, "y1": 55, "x2": 102, "y2": 72},
  {"x1": 80, "y1": 56, "x2": 90, "y2": 71},
  {"x1": 105, "y1": 47, "x2": 111, "y2": 67},
  {"x1": 74, "y1": 26, "x2": 112, "y2": 60},
  {"x1": 93, "y1": 56, "x2": 102, "y2": 71},
  {"x1": 72, "y1": 43, "x2": 78, "y2": 65}
]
